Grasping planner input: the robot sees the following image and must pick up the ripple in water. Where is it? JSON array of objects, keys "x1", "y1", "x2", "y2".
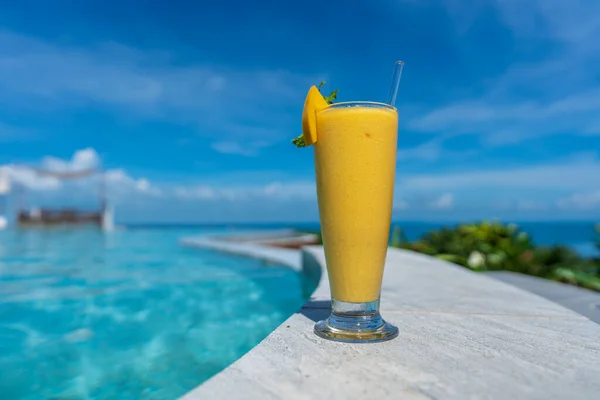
[{"x1": 0, "y1": 228, "x2": 313, "y2": 399}]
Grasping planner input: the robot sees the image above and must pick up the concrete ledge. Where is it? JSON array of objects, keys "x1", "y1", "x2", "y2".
[
  {"x1": 183, "y1": 243, "x2": 600, "y2": 400},
  {"x1": 180, "y1": 234, "x2": 302, "y2": 272},
  {"x1": 486, "y1": 271, "x2": 600, "y2": 324}
]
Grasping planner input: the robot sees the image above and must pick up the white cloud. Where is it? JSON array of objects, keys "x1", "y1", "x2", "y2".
[
  {"x1": 41, "y1": 148, "x2": 101, "y2": 173},
  {"x1": 393, "y1": 200, "x2": 409, "y2": 210},
  {"x1": 3, "y1": 147, "x2": 318, "y2": 206},
  {"x1": 134, "y1": 178, "x2": 161, "y2": 196},
  {"x1": 429, "y1": 193, "x2": 454, "y2": 209},
  {"x1": 397, "y1": 140, "x2": 443, "y2": 162},
  {"x1": 3, "y1": 147, "x2": 598, "y2": 220},
  {"x1": 209, "y1": 126, "x2": 282, "y2": 156},
  {"x1": 397, "y1": 136, "x2": 477, "y2": 162},
  {"x1": 173, "y1": 181, "x2": 315, "y2": 202},
  {"x1": 2, "y1": 148, "x2": 107, "y2": 193},
  {"x1": 516, "y1": 200, "x2": 548, "y2": 211},
  {"x1": 104, "y1": 169, "x2": 161, "y2": 197},
  {"x1": 557, "y1": 190, "x2": 600, "y2": 210},
  {"x1": 260, "y1": 182, "x2": 315, "y2": 199},
  {"x1": 494, "y1": 0, "x2": 600, "y2": 43},
  {"x1": 174, "y1": 185, "x2": 217, "y2": 200},
  {"x1": 403, "y1": 158, "x2": 600, "y2": 190},
  {"x1": 1, "y1": 149, "x2": 160, "y2": 200},
  {"x1": 3, "y1": 164, "x2": 62, "y2": 191},
  {"x1": 408, "y1": 0, "x2": 600, "y2": 147},
  {"x1": 135, "y1": 178, "x2": 150, "y2": 192},
  {"x1": 211, "y1": 141, "x2": 259, "y2": 157},
  {"x1": 0, "y1": 35, "x2": 164, "y2": 106},
  {"x1": 104, "y1": 169, "x2": 131, "y2": 185},
  {"x1": 0, "y1": 30, "x2": 322, "y2": 153},
  {"x1": 409, "y1": 89, "x2": 600, "y2": 146}
]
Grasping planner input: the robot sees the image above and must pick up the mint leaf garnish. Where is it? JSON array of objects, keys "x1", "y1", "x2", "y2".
[{"x1": 292, "y1": 135, "x2": 306, "y2": 147}]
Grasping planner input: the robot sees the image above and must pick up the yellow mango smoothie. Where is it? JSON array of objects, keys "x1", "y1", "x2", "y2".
[
  {"x1": 297, "y1": 70, "x2": 404, "y2": 343},
  {"x1": 314, "y1": 103, "x2": 398, "y2": 303}
]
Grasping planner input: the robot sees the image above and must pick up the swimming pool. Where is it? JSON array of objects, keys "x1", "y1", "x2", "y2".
[{"x1": 0, "y1": 228, "x2": 312, "y2": 399}]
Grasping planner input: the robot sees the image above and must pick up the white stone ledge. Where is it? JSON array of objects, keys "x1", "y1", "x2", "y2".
[
  {"x1": 180, "y1": 235, "x2": 302, "y2": 272},
  {"x1": 182, "y1": 242, "x2": 600, "y2": 400}
]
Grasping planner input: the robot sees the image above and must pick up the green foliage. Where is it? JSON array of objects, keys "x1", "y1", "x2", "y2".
[
  {"x1": 400, "y1": 222, "x2": 534, "y2": 272},
  {"x1": 291, "y1": 82, "x2": 339, "y2": 148},
  {"x1": 390, "y1": 225, "x2": 409, "y2": 248},
  {"x1": 296, "y1": 229, "x2": 323, "y2": 245},
  {"x1": 318, "y1": 81, "x2": 338, "y2": 104},
  {"x1": 391, "y1": 221, "x2": 599, "y2": 292},
  {"x1": 291, "y1": 135, "x2": 306, "y2": 148},
  {"x1": 553, "y1": 268, "x2": 600, "y2": 292},
  {"x1": 595, "y1": 223, "x2": 600, "y2": 252},
  {"x1": 313, "y1": 230, "x2": 323, "y2": 245}
]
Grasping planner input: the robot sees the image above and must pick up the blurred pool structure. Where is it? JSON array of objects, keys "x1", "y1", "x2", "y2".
[{"x1": 0, "y1": 227, "x2": 313, "y2": 399}]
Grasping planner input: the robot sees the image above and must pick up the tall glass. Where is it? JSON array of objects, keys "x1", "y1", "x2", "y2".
[{"x1": 313, "y1": 101, "x2": 399, "y2": 343}]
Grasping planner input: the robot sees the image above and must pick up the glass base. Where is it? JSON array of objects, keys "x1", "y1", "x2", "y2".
[{"x1": 314, "y1": 299, "x2": 399, "y2": 343}]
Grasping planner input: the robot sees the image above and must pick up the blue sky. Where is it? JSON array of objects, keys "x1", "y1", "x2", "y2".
[{"x1": 0, "y1": 0, "x2": 599, "y2": 223}]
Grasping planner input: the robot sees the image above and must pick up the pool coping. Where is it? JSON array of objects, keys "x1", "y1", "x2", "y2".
[
  {"x1": 181, "y1": 232, "x2": 600, "y2": 400},
  {"x1": 180, "y1": 231, "x2": 305, "y2": 273}
]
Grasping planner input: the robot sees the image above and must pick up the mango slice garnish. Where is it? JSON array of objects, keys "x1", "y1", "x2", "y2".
[{"x1": 301, "y1": 85, "x2": 329, "y2": 146}]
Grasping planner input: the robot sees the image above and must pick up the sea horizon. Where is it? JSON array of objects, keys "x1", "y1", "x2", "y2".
[
  {"x1": 122, "y1": 219, "x2": 600, "y2": 227},
  {"x1": 116, "y1": 220, "x2": 599, "y2": 257}
]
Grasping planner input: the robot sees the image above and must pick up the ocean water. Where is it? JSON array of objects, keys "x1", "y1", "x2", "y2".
[
  {"x1": 281, "y1": 221, "x2": 598, "y2": 257},
  {"x1": 131, "y1": 221, "x2": 600, "y2": 256},
  {"x1": 0, "y1": 228, "x2": 313, "y2": 399}
]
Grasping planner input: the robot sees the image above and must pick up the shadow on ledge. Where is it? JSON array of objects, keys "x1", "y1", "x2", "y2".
[{"x1": 299, "y1": 300, "x2": 331, "y2": 322}]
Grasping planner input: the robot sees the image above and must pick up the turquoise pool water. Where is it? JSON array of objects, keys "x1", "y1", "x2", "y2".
[{"x1": 0, "y1": 228, "x2": 312, "y2": 399}]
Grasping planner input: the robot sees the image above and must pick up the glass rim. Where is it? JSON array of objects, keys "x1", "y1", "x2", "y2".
[{"x1": 320, "y1": 101, "x2": 397, "y2": 112}]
